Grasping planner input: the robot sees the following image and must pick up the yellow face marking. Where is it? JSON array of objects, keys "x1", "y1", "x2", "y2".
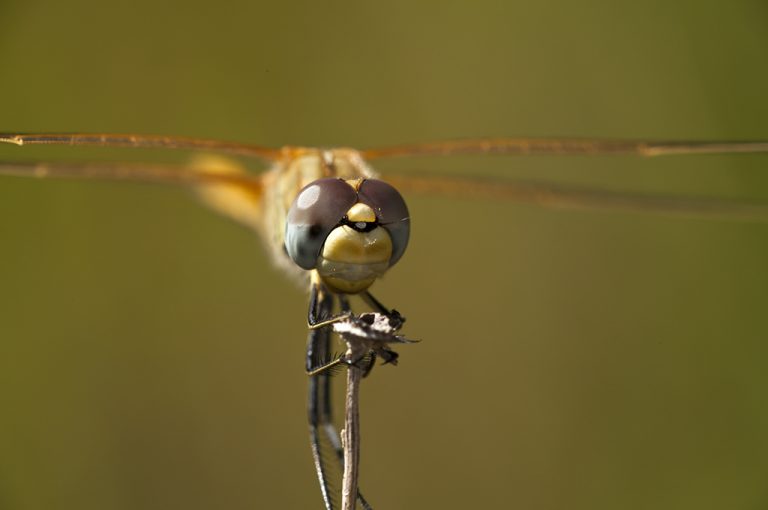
[
  {"x1": 346, "y1": 202, "x2": 376, "y2": 223},
  {"x1": 317, "y1": 267, "x2": 380, "y2": 294},
  {"x1": 317, "y1": 225, "x2": 393, "y2": 293},
  {"x1": 321, "y1": 226, "x2": 392, "y2": 265}
]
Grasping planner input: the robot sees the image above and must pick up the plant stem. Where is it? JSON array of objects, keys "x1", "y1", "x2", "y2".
[{"x1": 341, "y1": 364, "x2": 362, "y2": 510}]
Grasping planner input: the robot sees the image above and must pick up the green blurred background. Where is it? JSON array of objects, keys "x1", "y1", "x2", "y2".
[{"x1": 1, "y1": 1, "x2": 767, "y2": 509}]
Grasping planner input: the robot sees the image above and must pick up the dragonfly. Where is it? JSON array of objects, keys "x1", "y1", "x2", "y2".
[{"x1": 2, "y1": 133, "x2": 768, "y2": 510}]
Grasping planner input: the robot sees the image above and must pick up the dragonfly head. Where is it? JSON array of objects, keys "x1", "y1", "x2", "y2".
[{"x1": 285, "y1": 177, "x2": 410, "y2": 294}]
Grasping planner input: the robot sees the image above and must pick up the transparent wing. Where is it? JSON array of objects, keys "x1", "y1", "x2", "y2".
[
  {"x1": 360, "y1": 136, "x2": 768, "y2": 222},
  {"x1": 0, "y1": 158, "x2": 266, "y2": 231},
  {"x1": 3, "y1": 133, "x2": 768, "y2": 223},
  {"x1": 383, "y1": 173, "x2": 768, "y2": 223},
  {"x1": 361, "y1": 137, "x2": 768, "y2": 159},
  {"x1": 0, "y1": 133, "x2": 282, "y2": 161},
  {"x1": 8, "y1": 134, "x2": 768, "y2": 161}
]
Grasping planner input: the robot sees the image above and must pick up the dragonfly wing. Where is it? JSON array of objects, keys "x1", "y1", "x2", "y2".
[
  {"x1": 0, "y1": 133, "x2": 282, "y2": 161},
  {"x1": 0, "y1": 158, "x2": 266, "y2": 232},
  {"x1": 187, "y1": 155, "x2": 264, "y2": 232},
  {"x1": 362, "y1": 137, "x2": 768, "y2": 159},
  {"x1": 383, "y1": 173, "x2": 768, "y2": 223}
]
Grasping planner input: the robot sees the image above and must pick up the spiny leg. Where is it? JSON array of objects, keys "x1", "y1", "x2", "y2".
[
  {"x1": 307, "y1": 284, "x2": 337, "y2": 510},
  {"x1": 362, "y1": 291, "x2": 403, "y2": 322},
  {"x1": 306, "y1": 285, "x2": 373, "y2": 510},
  {"x1": 359, "y1": 292, "x2": 406, "y2": 371},
  {"x1": 308, "y1": 279, "x2": 352, "y2": 330},
  {"x1": 307, "y1": 284, "x2": 347, "y2": 377},
  {"x1": 308, "y1": 293, "x2": 375, "y2": 375}
]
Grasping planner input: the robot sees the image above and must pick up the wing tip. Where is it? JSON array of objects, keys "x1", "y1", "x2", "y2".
[{"x1": 0, "y1": 134, "x2": 24, "y2": 146}]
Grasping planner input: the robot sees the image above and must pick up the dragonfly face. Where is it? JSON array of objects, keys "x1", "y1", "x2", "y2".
[{"x1": 285, "y1": 177, "x2": 410, "y2": 293}]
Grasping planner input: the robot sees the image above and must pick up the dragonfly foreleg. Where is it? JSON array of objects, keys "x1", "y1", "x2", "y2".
[
  {"x1": 308, "y1": 282, "x2": 352, "y2": 329},
  {"x1": 361, "y1": 291, "x2": 405, "y2": 325}
]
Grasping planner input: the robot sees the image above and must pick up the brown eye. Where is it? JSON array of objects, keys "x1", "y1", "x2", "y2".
[
  {"x1": 285, "y1": 178, "x2": 358, "y2": 269},
  {"x1": 358, "y1": 179, "x2": 410, "y2": 266}
]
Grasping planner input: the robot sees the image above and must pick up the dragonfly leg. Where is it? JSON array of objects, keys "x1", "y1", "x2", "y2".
[
  {"x1": 308, "y1": 281, "x2": 353, "y2": 329},
  {"x1": 307, "y1": 285, "x2": 337, "y2": 510},
  {"x1": 361, "y1": 291, "x2": 405, "y2": 324},
  {"x1": 360, "y1": 351, "x2": 378, "y2": 378},
  {"x1": 306, "y1": 284, "x2": 373, "y2": 510},
  {"x1": 307, "y1": 284, "x2": 347, "y2": 376}
]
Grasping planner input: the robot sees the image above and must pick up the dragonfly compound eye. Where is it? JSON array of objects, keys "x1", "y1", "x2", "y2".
[
  {"x1": 285, "y1": 178, "x2": 411, "y2": 293},
  {"x1": 357, "y1": 179, "x2": 410, "y2": 267},
  {"x1": 285, "y1": 178, "x2": 358, "y2": 270}
]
